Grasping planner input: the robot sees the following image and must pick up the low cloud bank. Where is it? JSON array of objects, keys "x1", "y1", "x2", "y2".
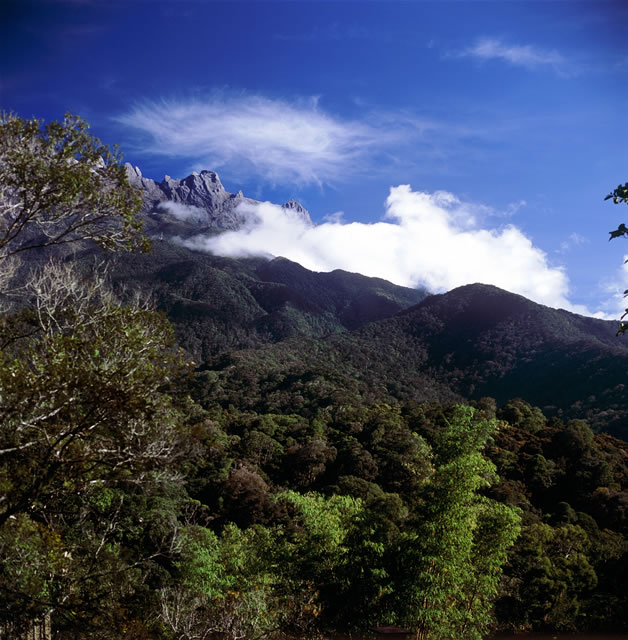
[
  {"x1": 182, "y1": 184, "x2": 598, "y2": 315},
  {"x1": 157, "y1": 201, "x2": 209, "y2": 223}
]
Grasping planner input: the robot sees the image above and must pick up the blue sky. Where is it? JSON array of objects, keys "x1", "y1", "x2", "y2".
[{"x1": 2, "y1": 0, "x2": 627, "y2": 316}]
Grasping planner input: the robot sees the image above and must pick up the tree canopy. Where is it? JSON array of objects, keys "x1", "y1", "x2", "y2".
[
  {"x1": 0, "y1": 113, "x2": 145, "y2": 260},
  {"x1": 0, "y1": 115, "x2": 193, "y2": 636}
]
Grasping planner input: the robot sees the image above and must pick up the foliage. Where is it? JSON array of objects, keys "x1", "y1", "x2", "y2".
[
  {"x1": 488, "y1": 407, "x2": 628, "y2": 631},
  {"x1": 0, "y1": 112, "x2": 145, "y2": 259},
  {"x1": 184, "y1": 393, "x2": 628, "y2": 635},
  {"x1": 606, "y1": 182, "x2": 628, "y2": 206},
  {"x1": 606, "y1": 181, "x2": 628, "y2": 334},
  {"x1": 505, "y1": 522, "x2": 598, "y2": 629},
  {"x1": 0, "y1": 271, "x2": 196, "y2": 633},
  {"x1": 0, "y1": 114, "x2": 193, "y2": 637},
  {"x1": 157, "y1": 492, "x2": 362, "y2": 640},
  {"x1": 391, "y1": 407, "x2": 521, "y2": 640},
  {"x1": 158, "y1": 524, "x2": 281, "y2": 640}
]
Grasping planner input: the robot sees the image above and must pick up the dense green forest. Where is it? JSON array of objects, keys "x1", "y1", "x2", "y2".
[{"x1": 1, "y1": 114, "x2": 627, "y2": 639}]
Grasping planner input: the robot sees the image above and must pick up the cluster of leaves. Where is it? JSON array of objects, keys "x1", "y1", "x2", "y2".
[
  {"x1": 606, "y1": 182, "x2": 628, "y2": 334},
  {"x1": 0, "y1": 113, "x2": 146, "y2": 258}
]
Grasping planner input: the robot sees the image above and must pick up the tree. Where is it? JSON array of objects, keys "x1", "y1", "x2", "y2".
[
  {"x1": 157, "y1": 492, "x2": 362, "y2": 640},
  {"x1": 0, "y1": 112, "x2": 145, "y2": 260},
  {"x1": 505, "y1": 522, "x2": 597, "y2": 629},
  {"x1": 392, "y1": 407, "x2": 521, "y2": 640},
  {"x1": 606, "y1": 182, "x2": 628, "y2": 334},
  {"x1": 0, "y1": 114, "x2": 197, "y2": 637},
  {"x1": 0, "y1": 260, "x2": 200, "y2": 637}
]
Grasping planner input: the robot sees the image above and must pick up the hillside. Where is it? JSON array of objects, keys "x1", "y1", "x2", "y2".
[
  {"x1": 194, "y1": 283, "x2": 628, "y2": 439},
  {"x1": 107, "y1": 166, "x2": 628, "y2": 440},
  {"x1": 107, "y1": 241, "x2": 429, "y2": 360}
]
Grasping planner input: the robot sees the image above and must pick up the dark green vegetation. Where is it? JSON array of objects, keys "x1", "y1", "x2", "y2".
[
  {"x1": 108, "y1": 244, "x2": 429, "y2": 361},
  {"x1": 1, "y1": 115, "x2": 627, "y2": 639},
  {"x1": 193, "y1": 282, "x2": 628, "y2": 440}
]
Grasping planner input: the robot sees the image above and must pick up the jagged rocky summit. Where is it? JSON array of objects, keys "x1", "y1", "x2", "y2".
[{"x1": 124, "y1": 163, "x2": 312, "y2": 232}]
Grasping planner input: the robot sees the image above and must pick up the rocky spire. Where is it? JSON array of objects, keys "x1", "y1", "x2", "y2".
[{"x1": 124, "y1": 163, "x2": 312, "y2": 231}]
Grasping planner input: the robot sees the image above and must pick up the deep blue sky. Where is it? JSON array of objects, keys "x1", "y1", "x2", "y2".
[{"x1": 2, "y1": 0, "x2": 627, "y2": 315}]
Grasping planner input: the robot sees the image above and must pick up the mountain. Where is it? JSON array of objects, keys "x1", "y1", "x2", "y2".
[
  {"x1": 391, "y1": 284, "x2": 628, "y2": 432},
  {"x1": 197, "y1": 284, "x2": 628, "y2": 439},
  {"x1": 62, "y1": 164, "x2": 628, "y2": 439},
  {"x1": 93, "y1": 165, "x2": 428, "y2": 359},
  {"x1": 124, "y1": 163, "x2": 311, "y2": 233}
]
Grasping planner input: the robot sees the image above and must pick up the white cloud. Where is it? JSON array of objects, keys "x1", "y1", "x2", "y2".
[
  {"x1": 557, "y1": 231, "x2": 589, "y2": 255},
  {"x1": 157, "y1": 201, "x2": 208, "y2": 223},
  {"x1": 569, "y1": 232, "x2": 588, "y2": 246},
  {"x1": 116, "y1": 94, "x2": 412, "y2": 185},
  {"x1": 181, "y1": 184, "x2": 599, "y2": 314},
  {"x1": 592, "y1": 256, "x2": 628, "y2": 321},
  {"x1": 461, "y1": 38, "x2": 566, "y2": 72}
]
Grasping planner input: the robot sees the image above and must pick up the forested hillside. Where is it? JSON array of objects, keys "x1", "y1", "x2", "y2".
[
  {"x1": 1, "y1": 115, "x2": 626, "y2": 640},
  {"x1": 106, "y1": 242, "x2": 429, "y2": 361},
  {"x1": 189, "y1": 283, "x2": 628, "y2": 440}
]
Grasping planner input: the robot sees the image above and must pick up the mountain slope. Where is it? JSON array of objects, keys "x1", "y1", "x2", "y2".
[
  {"x1": 197, "y1": 284, "x2": 628, "y2": 438},
  {"x1": 107, "y1": 239, "x2": 429, "y2": 360}
]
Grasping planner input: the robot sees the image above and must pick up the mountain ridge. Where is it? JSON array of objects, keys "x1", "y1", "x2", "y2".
[
  {"x1": 197, "y1": 282, "x2": 628, "y2": 439},
  {"x1": 77, "y1": 163, "x2": 628, "y2": 439},
  {"x1": 124, "y1": 163, "x2": 312, "y2": 232}
]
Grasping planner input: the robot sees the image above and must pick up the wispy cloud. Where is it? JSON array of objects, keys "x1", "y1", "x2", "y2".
[
  {"x1": 115, "y1": 94, "x2": 422, "y2": 186},
  {"x1": 179, "y1": 184, "x2": 600, "y2": 316},
  {"x1": 557, "y1": 232, "x2": 589, "y2": 255},
  {"x1": 459, "y1": 38, "x2": 568, "y2": 74}
]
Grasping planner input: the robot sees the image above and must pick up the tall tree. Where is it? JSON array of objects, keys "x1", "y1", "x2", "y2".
[
  {"x1": 393, "y1": 407, "x2": 521, "y2": 640},
  {"x1": 0, "y1": 115, "x2": 196, "y2": 637}
]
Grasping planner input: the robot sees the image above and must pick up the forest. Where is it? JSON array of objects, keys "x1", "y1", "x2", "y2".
[{"x1": 1, "y1": 114, "x2": 627, "y2": 640}]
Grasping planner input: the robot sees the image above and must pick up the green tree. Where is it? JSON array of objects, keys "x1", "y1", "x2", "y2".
[
  {"x1": 0, "y1": 266, "x2": 196, "y2": 634},
  {"x1": 158, "y1": 491, "x2": 362, "y2": 640},
  {"x1": 0, "y1": 114, "x2": 196, "y2": 637},
  {"x1": 506, "y1": 522, "x2": 597, "y2": 630},
  {"x1": 0, "y1": 113, "x2": 144, "y2": 260},
  {"x1": 393, "y1": 407, "x2": 521, "y2": 640}
]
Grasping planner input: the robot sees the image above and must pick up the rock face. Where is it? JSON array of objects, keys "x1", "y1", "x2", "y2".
[{"x1": 125, "y1": 164, "x2": 312, "y2": 232}]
